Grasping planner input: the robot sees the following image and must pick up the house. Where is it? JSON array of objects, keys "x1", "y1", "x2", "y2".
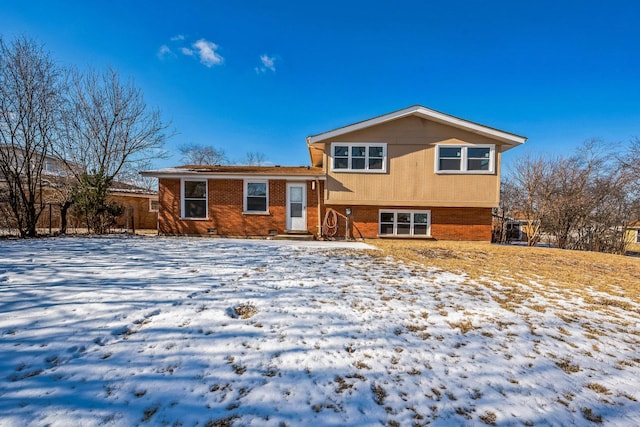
[
  {"x1": 492, "y1": 210, "x2": 539, "y2": 244},
  {"x1": 34, "y1": 177, "x2": 158, "y2": 233},
  {"x1": 142, "y1": 105, "x2": 526, "y2": 240},
  {"x1": 108, "y1": 181, "x2": 159, "y2": 231},
  {"x1": 141, "y1": 165, "x2": 325, "y2": 237},
  {"x1": 625, "y1": 222, "x2": 640, "y2": 254},
  {"x1": 0, "y1": 147, "x2": 158, "y2": 234}
]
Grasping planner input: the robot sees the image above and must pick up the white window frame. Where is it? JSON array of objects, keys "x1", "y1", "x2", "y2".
[
  {"x1": 149, "y1": 198, "x2": 159, "y2": 212},
  {"x1": 244, "y1": 180, "x2": 269, "y2": 214},
  {"x1": 434, "y1": 144, "x2": 495, "y2": 174},
  {"x1": 181, "y1": 179, "x2": 208, "y2": 219},
  {"x1": 635, "y1": 229, "x2": 640, "y2": 244},
  {"x1": 331, "y1": 142, "x2": 387, "y2": 173},
  {"x1": 379, "y1": 209, "x2": 431, "y2": 237}
]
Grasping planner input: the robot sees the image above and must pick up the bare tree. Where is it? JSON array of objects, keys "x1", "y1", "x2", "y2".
[
  {"x1": 507, "y1": 153, "x2": 555, "y2": 246},
  {"x1": 179, "y1": 143, "x2": 227, "y2": 165},
  {"x1": 541, "y1": 141, "x2": 634, "y2": 252},
  {"x1": 505, "y1": 141, "x2": 637, "y2": 254},
  {"x1": 619, "y1": 137, "x2": 640, "y2": 204},
  {"x1": 0, "y1": 36, "x2": 63, "y2": 237},
  {"x1": 41, "y1": 173, "x2": 75, "y2": 235},
  {"x1": 118, "y1": 158, "x2": 158, "y2": 191},
  {"x1": 581, "y1": 169, "x2": 636, "y2": 253},
  {"x1": 621, "y1": 137, "x2": 640, "y2": 178},
  {"x1": 541, "y1": 149, "x2": 597, "y2": 249},
  {"x1": 492, "y1": 180, "x2": 518, "y2": 243},
  {"x1": 245, "y1": 151, "x2": 266, "y2": 166},
  {"x1": 54, "y1": 67, "x2": 169, "y2": 233}
]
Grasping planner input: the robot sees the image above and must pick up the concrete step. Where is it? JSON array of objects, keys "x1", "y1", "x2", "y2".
[{"x1": 273, "y1": 232, "x2": 315, "y2": 241}]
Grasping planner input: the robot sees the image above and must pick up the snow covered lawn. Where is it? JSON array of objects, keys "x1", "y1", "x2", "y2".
[{"x1": 0, "y1": 236, "x2": 639, "y2": 426}]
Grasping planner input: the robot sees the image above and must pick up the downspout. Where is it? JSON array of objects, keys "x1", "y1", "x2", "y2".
[
  {"x1": 316, "y1": 178, "x2": 322, "y2": 239},
  {"x1": 307, "y1": 136, "x2": 325, "y2": 240}
]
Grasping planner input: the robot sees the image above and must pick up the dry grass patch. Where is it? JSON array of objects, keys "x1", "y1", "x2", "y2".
[
  {"x1": 371, "y1": 240, "x2": 640, "y2": 304},
  {"x1": 448, "y1": 319, "x2": 476, "y2": 334},
  {"x1": 479, "y1": 410, "x2": 497, "y2": 425},
  {"x1": 556, "y1": 358, "x2": 581, "y2": 374},
  {"x1": 232, "y1": 303, "x2": 258, "y2": 319},
  {"x1": 371, "y1": 383, "x2": 387, "y2": 405},
  {"x1": 586, "y1": 383, "x2": 611, "y2": 395},
  {"x1": 334, "y1": 376, "x2": 353, "y2": 394},
  {"x1": 204, "y1": 416, "x2": 239, "y2": 427},
  {"x1": 581, "y1": 407, "x2": 603, "y2": 423}
]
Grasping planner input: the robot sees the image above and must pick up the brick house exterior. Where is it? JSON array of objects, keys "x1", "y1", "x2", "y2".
[
  {"x1": 145, "y1": 166, "x2": 325, "y2": 238},
  {"x1": 332, "y1": 206, "x2": 494, "y2": 241},
  {"x1": 142, "y1": 105, "x2": 525, "y2": 241}
]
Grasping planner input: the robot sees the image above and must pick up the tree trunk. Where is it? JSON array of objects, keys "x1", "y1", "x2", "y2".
[{"x1": 60, "y1": 201, "x2": 72, "y2": 234}]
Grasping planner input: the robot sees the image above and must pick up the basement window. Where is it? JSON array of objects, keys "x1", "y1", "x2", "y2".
[{"x1": 379, "y1": 210, "x2": 430, "y2": 236}]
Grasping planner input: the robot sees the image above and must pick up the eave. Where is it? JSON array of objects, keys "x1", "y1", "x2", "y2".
[{"x1": 140, "y1": 166, "x2": 326, "y2": 181}]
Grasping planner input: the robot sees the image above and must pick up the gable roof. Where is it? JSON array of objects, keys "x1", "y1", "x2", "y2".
[
  {"x1": 306, "y1": 105, "x2": 527, "y2": 167},
  {"x1": 307, "y1": 105, "x2": 527, "y2": 145}
]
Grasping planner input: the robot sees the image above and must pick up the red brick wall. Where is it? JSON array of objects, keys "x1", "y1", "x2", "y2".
[
  {"x1": 307, "y1": 180, "x2": 323, "y2": 236},
  {"x1": 324, "y1": 205, "x2": 492, "y2": 241},
  {"x1": 159, "y1": 178, "x2": 489, "y2": 240},
  {"x1": 158, "y1": 178, "x2": 186, "y2": 235},
  {"x1": 158, "y1": 178, "x2": 324, "y2": 237},
  {"x1": 431, "y1": 207, "x2": 492, "y2": 241},
  {"x1": 110, "y1": 194, "x2": 158, "y2": 229}
]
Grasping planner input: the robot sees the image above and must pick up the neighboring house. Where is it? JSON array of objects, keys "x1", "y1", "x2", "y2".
[
  {"x1": 33, "y1": 177, "x2": 158, "y2": 232},
  {"x1": 0, "y1": 148, "x2": 158, "y2": 232},
  {"x1": 142, "y1": 105, "x2": 526, "y2": 240},
  {"x1": 109, "y1": 181, "x2": 159, "y2": 230},
  {"x1": 492, "y1": 212, "x2": 525, "y2": 243},
  {"x1": 492, "y1": 209, "x2": 539, "y2": 244},
  {"x1": 625, "y1": 222, "x2": 640, "y2": 254}
]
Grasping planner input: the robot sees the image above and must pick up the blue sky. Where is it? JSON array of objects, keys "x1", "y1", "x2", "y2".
[{"x1": 1, "y1": 1, "x2": 639, "y2": 171}]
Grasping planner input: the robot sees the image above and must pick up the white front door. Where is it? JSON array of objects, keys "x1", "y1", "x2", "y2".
[{"x1": 286, "y1": 183, "x2": 307, "y2": 231}]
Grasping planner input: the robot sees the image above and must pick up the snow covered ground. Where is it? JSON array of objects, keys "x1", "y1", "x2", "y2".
[{"x1": 0, "y1": 236, "x2": 638, "y2": 426}]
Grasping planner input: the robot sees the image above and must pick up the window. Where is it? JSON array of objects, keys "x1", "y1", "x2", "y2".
[
  {"x1": 435, "y1": 145, "x2": 494, "y2": 173},
  {"x1": 332, "y1": 143, "x2": 387, "y2": 172},
  {"x1": 635, "y1": 230, "x2": 640, "y2": 244},
  {"x1": 506, "y1": 221, "x2": 522, "y2": 241},
  {"x1": 438, "y1": 147, "x2": 461, "y2": 171},
  {"x1": 149, "y1": 199, "x2": 159, "y2": 212},
  {"x1": 245, "y1": 181, "x2": 268, "y2": 213},
  {"x1": 467, "y1": 147, "x2": 491, "y2": 171},
  {"x1": 182, "y1": 180, "x2": 207, "y2": 219},
  {"x1": 379, "y1": 210, "x2": 431, "y2": 236}
]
